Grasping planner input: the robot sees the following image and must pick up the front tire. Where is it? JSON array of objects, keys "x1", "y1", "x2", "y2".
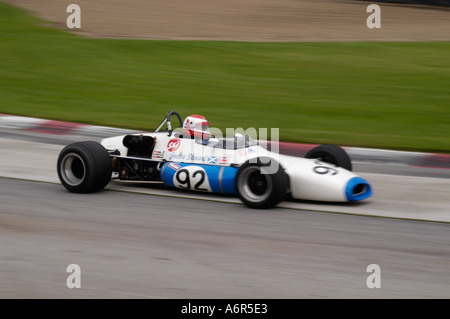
[
  {"x1": 235, "y1": 157, "x2": 288, "y2": 209},
  {"x1": 57, "y1": 141, "x2": 112, "y2": 193},
  {"x1": 305, "y1": 144, "x2": 352, "y2": 171}
]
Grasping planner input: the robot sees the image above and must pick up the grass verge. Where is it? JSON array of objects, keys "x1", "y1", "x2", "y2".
[{"x1": 0, "y1": 2, "x2": 449, "y2": 152}]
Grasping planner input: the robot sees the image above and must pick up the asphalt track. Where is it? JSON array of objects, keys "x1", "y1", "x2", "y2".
[{"x1": 1, "y1": 129, "x2": 450, "y2": 298}]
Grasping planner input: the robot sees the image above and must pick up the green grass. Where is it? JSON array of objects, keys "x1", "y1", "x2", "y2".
[{"x1": 0, "y1": 2, "x2": 449, "y2": 152}]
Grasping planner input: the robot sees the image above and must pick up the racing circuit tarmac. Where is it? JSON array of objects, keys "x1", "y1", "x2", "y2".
[{"x1": 1, "y1": 129, "x2": 450, "y2": 298}]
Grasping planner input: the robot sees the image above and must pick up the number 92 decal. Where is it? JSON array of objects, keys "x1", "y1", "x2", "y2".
[{"x1": 173, "y1": 166, "x2": 212, "y2": 192}]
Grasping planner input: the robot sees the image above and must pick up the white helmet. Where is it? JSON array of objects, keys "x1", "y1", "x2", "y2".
[{"x1": 183, "y1": 115, "x2": 211, "y2": 141}]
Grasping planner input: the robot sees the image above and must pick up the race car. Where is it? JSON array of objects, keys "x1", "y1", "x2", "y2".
[{"x1": 57, "y1": 111, "x2": 372, "y2": 208}]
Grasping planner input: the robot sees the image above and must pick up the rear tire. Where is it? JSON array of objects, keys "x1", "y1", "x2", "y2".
[
  {"x1": 305, "y1": 144, "x2": 352, "y2": 171},
  {"x1": 57, "y1": 141, "x2": 112, "y2": 193},
  {"x1": 236, "y1": 157, "x2": 288, "y2": 209}
]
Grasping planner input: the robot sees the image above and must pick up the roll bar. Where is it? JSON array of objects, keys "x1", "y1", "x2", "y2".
[{"x1": 154, "y1": 111, "x2": 184, "y2": 135}]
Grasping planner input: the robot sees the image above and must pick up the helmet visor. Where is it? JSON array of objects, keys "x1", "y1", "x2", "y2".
[{"x1": 195, "y1": 121, "x2": 209, "y2": 131}]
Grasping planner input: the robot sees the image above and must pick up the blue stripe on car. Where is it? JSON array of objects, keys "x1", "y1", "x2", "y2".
[{"x1": 161, "y1": 162, "x2": 238, "y2": 194}]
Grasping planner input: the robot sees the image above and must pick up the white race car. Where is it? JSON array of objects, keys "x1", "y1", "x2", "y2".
[{"x1": 57, "y1": 111, "x2": 372, "y2": 208}]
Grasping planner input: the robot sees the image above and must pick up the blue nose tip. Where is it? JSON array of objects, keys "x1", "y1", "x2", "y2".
[{"x1": 345, "y1": 177, "x2": 372, "y2": 202}]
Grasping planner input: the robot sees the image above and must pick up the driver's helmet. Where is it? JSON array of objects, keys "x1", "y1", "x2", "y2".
[{"x1": 183, "y1": 115, "x2": 211, "y2": 141}]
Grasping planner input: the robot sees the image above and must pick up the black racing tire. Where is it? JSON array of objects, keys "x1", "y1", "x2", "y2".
[
  {"x1": 235, "y1": 157, "x2": 288, "y2": 209},
  {"x1": 57, "y1": 141, "x2": 112, "y2": 193},
  {"x1": 305, "y1": 144, "x2": 352, "y2": 171}
]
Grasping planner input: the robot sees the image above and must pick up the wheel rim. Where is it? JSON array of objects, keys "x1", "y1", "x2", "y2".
[
  {"x1": 60, "y1": 153, "x2": 86, "y2": 186},
  {"x1": 238, "y1": 166, "x2": 272, "y2": 203}
]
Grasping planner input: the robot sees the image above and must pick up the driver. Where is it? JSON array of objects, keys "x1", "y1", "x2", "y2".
[{"x1": 183, "y1": 115, "x2": 211, "y2": 144}]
